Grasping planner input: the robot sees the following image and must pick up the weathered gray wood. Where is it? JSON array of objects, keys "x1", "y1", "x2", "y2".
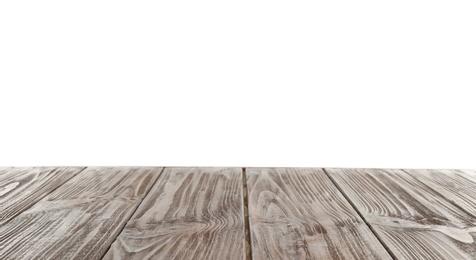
[
  {"x1": 247, "y1": 168, "x2": 391, "y2": 259},
  {"x1": 327, "y1": 168, "x2": 476, "y2": 259},
  {"x1": 0, "y1": 167, "x2": 83, "y2": 225},
  {"x1": 0, "y1": 167, "x2": 162, "y2": 260},
  {"x1": 103, "y1": 167, "x2": 246, "y2": 260}
]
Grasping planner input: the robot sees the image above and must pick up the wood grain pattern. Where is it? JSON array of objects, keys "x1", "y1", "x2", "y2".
[
  {"x1": 0, "y1": 167, "x2": 162, "y2": 260},
  {"x1": 0, "y1": 167, "x2": 83, "y2": 225},
  {"x1": 104, "y1": 167, "x2": 246, "y2": 260},
  {"x1": 327, "y1": 168, "x2": 476, "y2": 259},
  {"x1": 247, "y1": 168, "x2": 391, "y2": 259}
]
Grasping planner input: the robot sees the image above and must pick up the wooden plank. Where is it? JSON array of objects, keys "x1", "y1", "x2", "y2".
[
  {"x1": 103, "y1": 167, "x2": 246, "y2": 260},
  {"x1": 0, "y1": 167, "x2": 162, "y2": 260},
  {"x1": 327, "y1": 168, "x2": 476, "y2": 259},
  {"x1": 247, "y1": 168, "x2": 391, "y2": 259},
  {"x1": 0, "y1": 167, "x2": 83, "y2": 225}
]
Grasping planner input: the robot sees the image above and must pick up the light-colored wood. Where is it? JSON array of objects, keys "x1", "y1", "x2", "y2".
[
  {"x1": 327, "y1": 168, "x2": 476, "y2": 259},
  {"x1": 0, "y1": 167, "x2": 83, "y2": 225},
  {"x1": 247, "y1": 168, "x2": 391, "y2": 259},
  {"x1": 0, "y1": 167, "x2": 162, "y2": 260},
  {"x1": 103, "y1": 167, "x2": 246, "y2": 260}
]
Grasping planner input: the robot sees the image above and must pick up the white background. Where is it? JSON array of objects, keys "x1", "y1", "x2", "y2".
[{"x1": 1, "y1": 0, "x2": 475, "y2": 168}]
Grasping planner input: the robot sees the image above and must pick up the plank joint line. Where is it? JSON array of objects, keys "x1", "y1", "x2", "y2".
[
  {"x1": 98, "y1": 167, "x2": 166, "y2": 260},
  {"x1": 322, "y1": 168, "x2": 398, "y2": 260},
  {"x1": 42, "y1": 166, "x2": 88, "y2": 200},
  {"x1": 0, "y1": 166, "x2": 87, "y2": 226},
  {"x1": 242, "y1": 168, "x2": 252, "y2": 260}
]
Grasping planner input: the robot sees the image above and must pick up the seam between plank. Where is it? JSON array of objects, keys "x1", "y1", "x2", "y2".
[
  {"x1": 99, "y1": 167, "x2": 166, "y2": 260},
  {"x1": 0, "y1": 166, "x2": 87, "y2": 226},
  {"x1": 242, "y1": 167, "x2": 252, "y2": 260},
  {"x1": 322, "y1": 168, "x2": 397, "y2": 260}
]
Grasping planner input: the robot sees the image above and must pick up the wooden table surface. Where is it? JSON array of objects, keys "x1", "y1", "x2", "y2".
[{"x1": 1, "y1": 167, "x2": 475, "y2": 259}]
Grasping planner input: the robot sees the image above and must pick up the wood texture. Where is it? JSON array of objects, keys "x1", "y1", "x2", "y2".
[
  {"x1": 327, "y1": 168, "x2": 476, "y2": 259},
  {"x1": 0, "y1": 167, "x2": 83, "y2": 225},
  {"x1": 247, "y1": 168, "x2": 391, "y2": 259},
  {"x1": 104, "y1": 167, "x2": 246, "y2": 260},
  {"x1": 0, "y1": 167, "x2": 162, "y2": 260}
]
